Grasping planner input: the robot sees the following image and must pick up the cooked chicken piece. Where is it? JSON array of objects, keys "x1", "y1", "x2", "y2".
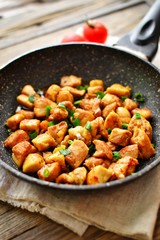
[
  {"x1": 20, "y1": 119, "x2": 40, "y2": 133},
  {"x1": 79, "y1": 98, "x2": 101, "y2": 118},
  {"x1": 90, "y1": 117, "x2": 108, "y2": 140},
  {"x1": 101, "y1": 93, "x2": 122, "y2": 108},
  {"x1": 56, "y1": 90, "x2": 74, "y2": 103},
  {"x1": 56, "y1": 167, "x2": 87, "y2": 185},
  {"x1": 39, "y1": 120, "x2": 49, "y2": 133},
  {"x1": 32, "y1": 133, "x2": 56, "y2": 151},
  {"x1": 87, "y1": 85, "x2": 104, "y2": 95},
  {"x1": 60, "y1": 75, "x2": 82, "y2": 87},
  {"x1": 128, "y1": 114, "x2": 152, "y2": 139},
  {"x1": 6, "y1": 113, "x2": 25, "y2": 131},
  {"x1": 131, "y1": 107, "x2": 152, "y2": 119},
  {"x1": 130, "y1": 127, "x2": 155, "y2": 159},
  {"x1": 21, "y1": 84, "x2": 37, "y2": 96},
  {"x1": 37, "y1": 162, "x2": 61, "y2": 182},
  {"x1": 60, "y1": 101, "x2": 75, "y2": 111},
  {"x1": 84, "y1": 157, "x2": 111, "y2": 170},
  {"x1": 116, "y1": 107, "x2": 131, "y2": 123},
  {"x1": 89, "y1": 79, "x2": 104, "y2": 90},
  {"x1": 61, "y1": 135, "x2": 70, "y2": 147},
  {"x1": 102, "y1": 102, "x2": 117, "y2": 118},
  {"x1": 17, "y1": 94, "x2": 34, "y2": 109},
  {"x1": 23, "y1": 153, "x2": 45, "y2": 173},
  {"x1": 4, "y1": 129, "x2": 29, "y2": 148},
  {"x1": 123, "y1": 98, "x2": 138, "y2": 111},
  {"x1": 34, "y1": 97, "x2": 56, "y2": 118},
  {"x1": 65, "y1": 140, "x2": 89, "y2": 169},
  {"x1": 104, "y1": 111, "x2": 122, "y2": 130},
  {"x1": 106, "y1": 83, "x2": 131, "y2": 97},
  {"x1": 93, "y1": 139, "x2": 113, "y2": 159},
  {"x1": 119, "y1": 144, "x2": 139, "y2": 159},
  {"x1": 49, "y1": 106, "x2": 68, "y2": 121},
  {"x1": 109, "y1": 156, "x2": 138, "y2": 180},
  {"x1": 47, "y1": 121, "x2": 68, "y2": 144},
  {"x1": 43, "y1": 151, "x2": 67, "y2": 171},
  {"x1": 108, "y1": 128, "x2": 132, "y2": 146},
  {"x1": 86, "y1": 165, "x2": 112, "y2": 185},
  {"x1": 68, "y1": 126, "x2": 92, "y2": 145},
  {"x1": 12, "y1": 141, "x2": 36, "y2": 167},
  {"x1": 45, "y1": 84, "x2": 61, "y2": 101},
  {"x1": 73, "y1": 108, "x2": 94, "y2": 126},
  {"x1": 61, "y1": 86, "x2": 85, "y2": 97},
  {"x1": 16, "y1": 110, "x2": 35, "y2": 119},
  {"x1": 106, "y1": 141, "x2": 117, "y2": 151}
]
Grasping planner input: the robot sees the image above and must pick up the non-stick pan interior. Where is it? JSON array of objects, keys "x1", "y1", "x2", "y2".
[{"x1": 0, "y1": 43, "x2": 160, "y2": 190}]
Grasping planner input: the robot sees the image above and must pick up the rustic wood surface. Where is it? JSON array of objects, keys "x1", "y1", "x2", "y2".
[{"x1": 0, "y1": 0, "x2": 159, "y2": 239}]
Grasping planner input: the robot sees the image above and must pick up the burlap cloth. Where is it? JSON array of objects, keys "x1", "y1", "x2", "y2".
[{"x1": 0, "y1": 164, "x2": 159, "y2": 240}]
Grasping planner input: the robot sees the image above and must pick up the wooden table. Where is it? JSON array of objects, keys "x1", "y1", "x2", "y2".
[{"x1": 0, "y1": 1, "x2": 159, "y2": 239}]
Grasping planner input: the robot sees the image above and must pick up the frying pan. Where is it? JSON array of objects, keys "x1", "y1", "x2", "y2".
[{"x1": 0, "y1": 1, "x2": 160, "y2": 190}]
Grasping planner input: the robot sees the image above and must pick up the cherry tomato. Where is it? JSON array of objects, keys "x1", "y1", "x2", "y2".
[
  {"x1": 61, "y1": 33, "x2": 87, "y2": 43},
  {"x1": 83, "y1": 20, "x2": 108, "y2": 43}
]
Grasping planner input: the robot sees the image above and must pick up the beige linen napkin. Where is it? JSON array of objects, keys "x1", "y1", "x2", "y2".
[{"x1": 0, "y1": 164, "x2": 160, "y2": 240}]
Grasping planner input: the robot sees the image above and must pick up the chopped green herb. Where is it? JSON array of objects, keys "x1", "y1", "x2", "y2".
[
  {"x1": 59, "y1": 149, "x2": 71, "y2": 156},
  {"x1": 48, "y1": 119, "x2": 58, "y2": 126},
  {"x1": 28, "y1": 95, "x2": 35, "y2": 103},
  {"x1": 135, "y1": 112, "x2": 141, "y2": 119},
  {"x1": 65, "y1": 119, "x2": 73, "y2": 129},
  {"x1": 74, "y1": 100, "x2": 82, "y2": 105},
  {"x1": 85, "y1": 121, "x2": 92, "y2": 131},
  {"x1": 73, "y1": 117, "x2": 81, "y2": 126},
  {"x1": 43, "y1": 168, "x2": 50, "y2": 178},
  {"x1": 45, "y1": 105, "x2": 51, "y2": 117},
  {"x1": 152, "y1": 143, "x2": 155, "y2": 149},
  {"x1": 88, "y1": 143, "x2": 95, "y2": 156},
  {"x1": 122, "y1": 123, "x2": 128, "y2": 129},
  {"x1": 121, "y1": 96, "x2": 127, "y2": 102},
  {"x1": 77, "y1": 85, "x2": 89, "y2": 91},
  {"x1": 68, "y1": 140, "x2": 73, "y2": 145},
  {"x1": 67, "y1": 108, "x2": 74, "y2": 117},
  {"x1": 58, "y1": 102, "x2": 66, "y2": 109},
  {"x1": 134, "y1": 92, "x2": 145, "y2": 103},
  {"x1": 7, "y1": 129, "x2": 12, "y2": 136},
  {"x1": 113, "y1": 151, "x2": 121, "y2": 160},
  {"x1": 96, "y1": 91, "x2": 105, "y2": 99},
  {"x1": 29, "y1": 130, "x2": 37, "y2": 140},
  {"x1": 107, "y1": 128, "x2": 112, "y2": 134}
]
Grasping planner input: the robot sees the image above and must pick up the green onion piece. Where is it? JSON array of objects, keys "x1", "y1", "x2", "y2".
[
  {"x1": 43, "y1": 168, "x2": 50, "y2": 178},
  {"x1": 7, "y1": 129, "x2": 12, "y2": 136},
  {"x1": 88, "y1": 143, "x2": 95, "y2": 156},
  {"x1": 113, "y1": 151, "x2": 121, "y2": 160},
  {"x1": 85, "y1": 121, "x2": 92, "y2": 131},
  {"x1": 74, "y1": 100, "x2": 82, "y2": 105},
  {"x1": 96, "y1": 91, "x2": 105, "y2": 99},
  {"x1": 107, "y1": 128, "x2": 112, "y2": 134},
  {"x1": 58, "y1": 102, "x2": 66, "y2": 109},
  {"x1": 135, "y1": 112, "x2": 141, "y2": 119},
  {"x1": 29, "y1": 130, "x2": 37, "y2": 140},
  {"x1": 73, "y1": 117, "x2": 81, "y2": 126},
  {"x1": 122, "y1": 123, "x2": 128, "y2": 129},
  {"x1": 28, "y1": 95, "x2": 35, "y2": 103},
  {"x1": 46, "y1": 105, "x2": 51, "y2": 117},
  {"x1": 152, "y1": 143, "x2": 155, "y2": 149},
  {"x1": 134, "y1": 92, "x2": 145, "y2": 103},
  {"x1": 65, "y1": 119, "x2": 73, "y2": 129},
  {"x1": 77, "y1": 85, "x2": 89, "y2": 90},
  {"x1": 121, "y1": 96, "x2": 127, "y2": 102},
  {"x1": 68, "y1": 140, "x2": 73, "y2": 145},
  {"x1": 59, "y1": 149, "x2": 71, "y2": 156},
  {"x1": 67, "y1": 108, "x2": 74, "y2": 117},
  {"x1": 48, "y1": 119, "x2": 58, "y2": 126}
]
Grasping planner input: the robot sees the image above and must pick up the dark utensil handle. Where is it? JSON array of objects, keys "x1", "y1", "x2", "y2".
[{"x1": 130, "y1": 0, "x2": 160, "y2": 60}]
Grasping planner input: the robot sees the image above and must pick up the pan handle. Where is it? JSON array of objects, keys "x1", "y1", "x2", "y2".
[
  {"x1": 115, "y1": 0, "x2": 160, "y2": 61},
  {"x1": 130, "y1": 0, "x2": 160, "y2": 60}
]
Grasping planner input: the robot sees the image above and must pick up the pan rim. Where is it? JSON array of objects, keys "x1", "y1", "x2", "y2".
[{"x1": 0, "y1": 42, "x2": 160, "y2": 190}]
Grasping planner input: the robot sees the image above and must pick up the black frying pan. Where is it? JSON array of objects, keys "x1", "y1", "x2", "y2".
[{"x1": 0, "y1": 1, "x2": 160, "y2": 190}]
